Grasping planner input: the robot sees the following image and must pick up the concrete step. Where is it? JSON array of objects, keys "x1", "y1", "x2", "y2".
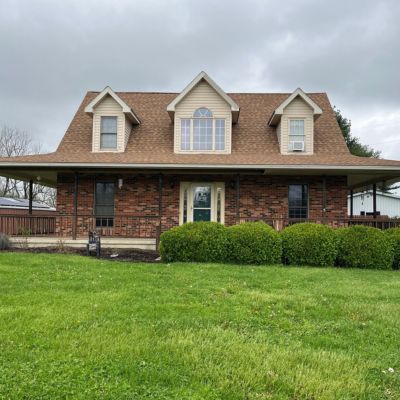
[{"x1": 10, "y1": 237, "x2": 156, "y2": 250}]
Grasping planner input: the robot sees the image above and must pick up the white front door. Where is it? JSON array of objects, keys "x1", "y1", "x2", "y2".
[{"x1": 180, "y1": 182, "x2": 225, "y2": 224}]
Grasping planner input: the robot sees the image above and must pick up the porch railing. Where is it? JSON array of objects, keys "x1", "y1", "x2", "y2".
[
  {"x1": 0, "y1": 214, "x2": 161, "y2": 239},
  {"x1": 1, "y1": 214, "x2": 400, "y2": 240},
  {"x1": 0, "y1": 214, "x2": 56, "y2": 235},
  {"x1": 241, "y1": 217, "x2": 400, "y2": 230}
]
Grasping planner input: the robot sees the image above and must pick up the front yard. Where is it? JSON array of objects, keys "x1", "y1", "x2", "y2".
[{"x1": 0, "y1": 254, "x2": 399, "y2": 399}]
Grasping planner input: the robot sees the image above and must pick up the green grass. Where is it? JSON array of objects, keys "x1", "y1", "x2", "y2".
[{"x1": 0, "y1": 254, "x2": 400, "y2": 399}]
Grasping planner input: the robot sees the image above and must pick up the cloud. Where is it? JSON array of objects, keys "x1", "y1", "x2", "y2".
[{"x1": 0, "y1": 0, "x2": 399, "y2": 157}]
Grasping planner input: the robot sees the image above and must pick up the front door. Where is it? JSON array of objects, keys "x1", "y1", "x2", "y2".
[
  {"x1": 180, "y1": 182, "x2": 225, "y2": 224},
  {"x1": 192, "y1": 185, "x2": 212, "y2": 222}
]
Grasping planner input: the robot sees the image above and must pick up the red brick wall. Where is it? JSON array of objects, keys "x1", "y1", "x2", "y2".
[{"x1": 56, "y1": 173, "x2": 348, "y2": 236}]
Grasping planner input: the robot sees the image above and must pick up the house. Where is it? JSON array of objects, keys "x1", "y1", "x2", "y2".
[
  {"x1": 348, "y1": 190, "x2": 400, "y2": 218},
  {"x1": 1, "y1": 71, "x2": 400, "y2": 249},
  {"x1": 0, "y1": 197, "x2": 55, "y2": 237},
  {"x1": 0, "y1": 197, "x2": 55, "y2": 214}
]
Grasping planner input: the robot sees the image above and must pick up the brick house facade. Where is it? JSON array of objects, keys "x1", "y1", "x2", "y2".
[{"x1": 55, "y1": 173, "x2": 348, "y2": 238}]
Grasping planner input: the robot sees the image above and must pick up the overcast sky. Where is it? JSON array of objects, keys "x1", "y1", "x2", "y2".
[{"x1": 0, "y1": 0, "x2": 399, "y2": 158}]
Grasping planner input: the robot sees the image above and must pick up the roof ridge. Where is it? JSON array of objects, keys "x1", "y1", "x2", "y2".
[{"x1": 86, "y1": 91, "x2": 327, "y2": 95}]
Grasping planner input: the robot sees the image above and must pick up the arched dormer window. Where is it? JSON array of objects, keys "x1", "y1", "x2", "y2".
[
  {"x1": 180, "y1": 108, "x2": 225, "y2": 152},
  {"x1": 193, "y1": 108, "x2": 213, "y2": 118}
]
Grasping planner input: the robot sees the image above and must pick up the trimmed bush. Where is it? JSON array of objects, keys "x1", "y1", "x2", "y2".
[
  {"x1": 0, "y1": 233, "x2": 10, "y2": 250},
  {"x1": 281, "y1": 223, "x2": 337, "y2": 267},
  {"x1": 160, "y1": 222, "x2": 228, "y2": 263},
  {"x1": 336, "y1": 225, "x2": 394, "y2": 269},
  {"x1": 385, "y1": 228, "x2": 400, "y2": 269},
  {"x1": 227, "y1": 222, "x2": 282, "y2": 264}
]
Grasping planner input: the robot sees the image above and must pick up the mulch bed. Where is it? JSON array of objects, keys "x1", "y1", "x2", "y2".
[{"x1": 8, "y1": 246, "x2": 161, "y2": 263}]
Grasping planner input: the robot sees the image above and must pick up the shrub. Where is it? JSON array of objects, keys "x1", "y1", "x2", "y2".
[
  {"x1": 0, "y1": 233, "x2": 10, "y2": 250},
  {"x1": 336, "y1": 225, "x2": 394, "y2": 269},
  {"x1": 385, "y1": 228, "x2": 400, "y2": 269},
  {"x1": 160, "y1": 222, "x2": 228, "y2": 263},
  {"x1": 227, "y1": 222, "x2": 282, "y2": 264},
  {"x1": 281, "y1": 223, "x2": 337, "y2": 267}
]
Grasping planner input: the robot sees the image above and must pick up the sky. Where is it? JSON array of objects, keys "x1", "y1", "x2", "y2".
[{"x1": 0, "y1": 0, "x2": 399, "y2": 158}]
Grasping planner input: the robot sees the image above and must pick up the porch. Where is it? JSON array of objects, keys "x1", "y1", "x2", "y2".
[
  {"x1": 0, "y1": 167, "x2": 400, "y2": 251},
  {"x1": 0, "y1": 213, "x2": 160, "y2": 249}
]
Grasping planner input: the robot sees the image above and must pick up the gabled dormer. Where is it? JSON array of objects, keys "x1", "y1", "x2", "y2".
[
  {"x1": 85, "y1": 87, "x2": 140, "y2": 153},
  {"x1": 167, "y1": 72, "x2": 239, "y2": 154},
  {"x1": 269, "y1": 88, "x2": 322, "y2": 155}
]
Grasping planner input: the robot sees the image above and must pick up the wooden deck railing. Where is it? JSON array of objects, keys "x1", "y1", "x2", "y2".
[
  {"x1": 242, "y1": 217, "x2": 400, "y2": 230},
  {"x1": 1, "y1": 214, "x2": 400, "y2": 240},
  {"x1": 0, "y1": 214, "x2": 161, "y2": 239},
  {"x1": 0, "y1": 214, "x2": 56, "y2": 235}
]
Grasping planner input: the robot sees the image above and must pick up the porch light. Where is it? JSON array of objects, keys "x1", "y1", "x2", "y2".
[{"x1": 118, "y1": 178, "x2": 123, "y2": 189}]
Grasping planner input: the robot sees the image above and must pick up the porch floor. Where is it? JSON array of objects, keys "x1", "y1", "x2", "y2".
[{"x1": 9, "y1": 237, "x2": 157, "y2": 250}]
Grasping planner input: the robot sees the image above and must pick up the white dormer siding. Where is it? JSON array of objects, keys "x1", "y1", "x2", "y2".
[
  {"x1": 91, "y1": 95, "x2": 132, "y2": 153},
  {"x1": 173, "y1": 81, "x2": 232, "y2": 154},
  {"x1": 124, "y1": 115, "x2": 132, "y2": 148},
  {"x1": 278, "y1": 97, "x2": 314, "y2": 155}
]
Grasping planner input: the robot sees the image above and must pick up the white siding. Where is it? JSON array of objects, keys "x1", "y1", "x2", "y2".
[
  {"x1": 276, "y1": 121, "x2": 281, "y2": 146},
  {"x1": 92, "y1": 95, "x2": 128, "y2": 153},
  {"x1": 348, "y1": 192, "x2": 400, "y2": 217},
  {"x1": 124, "y1": 116, "x2": 132, "y2": 148},
  {"x1": 174, "y1": 81, "x2": 232, "y2": 154},
  {"x1": 280, "y1": 97, "x2": 314, "y2": 155}
]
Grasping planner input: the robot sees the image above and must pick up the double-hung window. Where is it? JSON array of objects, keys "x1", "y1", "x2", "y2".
[
  {"x1": 288, "y1": 119, "x2": 305, "y2": 151},
  {"x1": 288, "y1": 184, "x2": 308, "y2": 219},
  {"x1": 180, "y1": 108, "x2": 225, "y2": 151},
  {"x1": 95, "y1": 181, "x2": 115, "y2": 227},
  {"x1": 100, "y1": 116, "x2": 118, "y2": 150}
]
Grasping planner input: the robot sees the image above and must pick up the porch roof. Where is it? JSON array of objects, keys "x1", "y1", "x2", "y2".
[{"x1": 0, "y1": 161, "x2": 400, "y2": 191}]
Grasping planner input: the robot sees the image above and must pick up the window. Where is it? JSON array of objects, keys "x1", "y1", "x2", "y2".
[
  {"x1": 289, "y1": 119, "x2": 305, "y2": 151},
  {"x1": 100, "y1": 116, "x2": 117, "y2": 149},
  {"x1": 192, "y1": 185, "x2": 212, "y2": 221},
  {"x1": 193, "y1": 107, "x2": 212, "y2": 118},
  {"x1": 288, "y1": 184, "x2": 308, "y2": 219},
  {"x1": 95, "y1": 182, "x2": 115, "y2": 227},
  {"x1": 215, "y1": 119, "x2": 225, "y2": 150},
  {"x1": 181, "y1": 119, "x2": 191, "y2": 151},
  {"x1": 180, "y1": 108, "x2": 225, "y2": 151}
]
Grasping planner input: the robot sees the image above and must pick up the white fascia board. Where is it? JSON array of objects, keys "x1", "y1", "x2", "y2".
[{"x1": 84, "y1": 86, "x2": 140, "y2": 124}]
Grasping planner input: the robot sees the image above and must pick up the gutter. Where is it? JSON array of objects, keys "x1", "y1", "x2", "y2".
[{"x1": 1, "y1": 162, "x2": 400, "y2": 172}]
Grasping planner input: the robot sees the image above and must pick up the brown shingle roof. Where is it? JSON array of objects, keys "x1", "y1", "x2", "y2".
[{"x1": 2, "y1": 91, "x2": 400, "y2": 168}]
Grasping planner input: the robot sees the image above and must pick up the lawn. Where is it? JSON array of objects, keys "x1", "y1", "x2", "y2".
[{"x1": 0, "y1": 254, "x2": 399, "y2": 399}]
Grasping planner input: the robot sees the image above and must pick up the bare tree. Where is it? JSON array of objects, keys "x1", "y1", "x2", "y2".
[{"x1": 0, "y1": 125, "x2": 56, "y2": 207}]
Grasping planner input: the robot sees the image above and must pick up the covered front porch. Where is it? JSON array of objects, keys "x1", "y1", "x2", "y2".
[{"x1": 0, "y1": 163, "x2": 400, "y2": 250}]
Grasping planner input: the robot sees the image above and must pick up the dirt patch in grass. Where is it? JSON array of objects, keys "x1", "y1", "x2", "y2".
[{"x1": 7, "y1": 246, "x2": 160, "y2": 263}]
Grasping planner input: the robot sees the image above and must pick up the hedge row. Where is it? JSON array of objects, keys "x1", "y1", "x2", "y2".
[
  {"x1": 160, "y1": 221, "x2": 281, "y2": 264},
  {"x1": 160, "y1": 222, "x2": 399, "y2": 269}
]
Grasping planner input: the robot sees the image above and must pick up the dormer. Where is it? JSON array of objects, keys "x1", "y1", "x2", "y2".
[
  {"x1": 269, "y1": 88, "x2": 322, "y2": 155},
  {"x1": 167, "y1": 72, "x2": 239, "y2": 154},
  {"x1": 84, "y1": 87, "x2": 140, "y2": 153}
]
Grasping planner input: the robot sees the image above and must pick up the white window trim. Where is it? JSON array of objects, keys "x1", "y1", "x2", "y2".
[
  {"x1": 179, "y1": 117, "x2": 227, "y2": 154},
  {"x1": 92, "y1": 114, "x2": 128, "y2": 153},
  {"x1": 179, "y1": 182, "x2": 225, "y2": 225}
]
